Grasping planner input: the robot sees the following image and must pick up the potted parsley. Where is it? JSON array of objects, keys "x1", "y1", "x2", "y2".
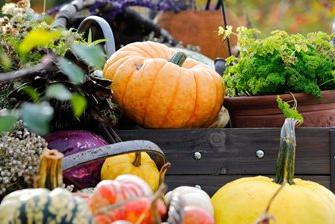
[{"x1": 219, "y1": 26, "x2": 335, "y2": 127}]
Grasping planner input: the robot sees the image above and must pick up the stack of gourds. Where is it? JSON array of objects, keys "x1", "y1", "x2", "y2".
[
  {"x1": 1, "y1": 118, "x2": 335, "y2": 224},
  {"x1": 1, "y1": 41, "x2": 335, "y2": 224}
]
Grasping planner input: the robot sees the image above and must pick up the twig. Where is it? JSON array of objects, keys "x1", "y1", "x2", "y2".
[
  {"x1": 0, "y1": 55, "x2": 55, "y2": 81},
  {"x1": 289, "y1": 92, "x2": 297, "y2": 109},
  {"x1": 108, "y1": 126, "x2": 122, "y2": 142},
  {"x1": 216, "y1": 0, "x2": 222, "y2": 9},
  {"x1": 218, "y1": 0, "x2": 232, "y2": 56},
  {"x1": 100, "y1": 124, "x2": 117, "y2": 144},
  {"x1": 255, "y1": 184, "x2": 285, "y2": 224},
  {"x1": 205, "y1": 0, "x2": 211, "y2": 10}
]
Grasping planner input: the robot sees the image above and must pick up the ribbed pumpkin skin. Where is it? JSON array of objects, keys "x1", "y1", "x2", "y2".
[
  {"x1": 103, "y1": 41, "x2": 224, "y2": 128},
  {"x1": 211, "y1": 176, "x2": 335, "y2": 224},
  {"x1": 0, "y1": 188, "x2": 93, "y2": 224}
]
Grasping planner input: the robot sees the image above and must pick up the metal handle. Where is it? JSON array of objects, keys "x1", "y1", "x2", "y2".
[
  {"x1": 214, "y1": 57, "x2": 226, "y2": 76},
  {"x1": 53, "y1": 1, "x2": 115, "y2": 57},
  {"x1": 53, "y1": 0, "x2": 90, "y2": 28},
  {"x1": 77, "y1": 16, "x2": 116, "y2": 58},
  {"x1": 62, "y1": 140, "x2": 166, "y2": 171},
  {"x1": 205, "y1": 0, "x2": 223, "y2": 10}
]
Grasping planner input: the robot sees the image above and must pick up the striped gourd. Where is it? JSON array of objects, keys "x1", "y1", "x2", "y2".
[{"x1": 0, "y1": 188, "x2": 93, "y2": 224}]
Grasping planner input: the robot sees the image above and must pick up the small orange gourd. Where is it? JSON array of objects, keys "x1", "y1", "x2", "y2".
[{"x1": 103, "y1": 41, "x2": 224, "y2": 128}]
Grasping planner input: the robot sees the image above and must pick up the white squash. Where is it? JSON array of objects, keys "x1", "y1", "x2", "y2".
[{"x1": 165, "y1": 186, "x2": 214, "y2": 216}]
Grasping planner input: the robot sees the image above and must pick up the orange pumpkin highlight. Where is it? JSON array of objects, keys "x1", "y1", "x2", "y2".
[{"x1": 103, "y1": 41, "x2": 224, "y2": 128}]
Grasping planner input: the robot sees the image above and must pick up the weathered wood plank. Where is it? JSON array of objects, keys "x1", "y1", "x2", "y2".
[
  {"x1": 118, "y1": 128, "x2": 330, "y2": 175},
  {"x1": 330, "y1": 129, "x2": 335, "y2": 192},
  {"x1": 165, "y1": 175, "x2": 331, "y2": 196}
]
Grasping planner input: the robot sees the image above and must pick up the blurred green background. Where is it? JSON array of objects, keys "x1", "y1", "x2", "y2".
[{"x1": 0, "y1": 0, "x2": 334, "y2": 34}]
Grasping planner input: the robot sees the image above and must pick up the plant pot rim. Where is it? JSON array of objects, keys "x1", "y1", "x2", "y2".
[{"x1": 224, "y1": 90, "x2": 335, "y2": 109}]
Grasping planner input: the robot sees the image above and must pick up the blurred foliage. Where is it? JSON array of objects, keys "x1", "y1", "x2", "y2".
[
  {"x1": 0, "y1": 1, "x2": 82, "y2": 72},
  {"x1": 196, "y1": 0, "x2": 335, "y2": 34},
  {"x1": 1, "y1": 0, "x2": 333, "y2": 35}
]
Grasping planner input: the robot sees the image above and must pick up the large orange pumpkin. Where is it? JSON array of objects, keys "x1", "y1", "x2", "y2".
[{"x1": 103, "y1": 41, "x2": 224, "y2": 128}]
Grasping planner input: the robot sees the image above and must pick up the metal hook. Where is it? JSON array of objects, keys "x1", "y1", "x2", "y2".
[{"x1": 77, "y1": 16, "x2": 116, "y2": 58}]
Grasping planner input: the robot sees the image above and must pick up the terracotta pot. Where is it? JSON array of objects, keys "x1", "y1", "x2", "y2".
[
  {"x1": 154, "y1": 10, "x2": 245, "y2": 59},
  {"x1": 224, "y1": 90, "x2": 335, "y2": 127}
]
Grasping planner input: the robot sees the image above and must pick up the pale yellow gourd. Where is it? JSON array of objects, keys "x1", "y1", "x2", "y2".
[{"x1": 212, "y1": 119, "x2": 335, "y2": 224}]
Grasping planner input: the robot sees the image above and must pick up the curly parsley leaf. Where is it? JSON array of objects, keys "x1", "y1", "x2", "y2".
[{"x1": 222, "y1": 28, "x2": 335, "y2": 97}]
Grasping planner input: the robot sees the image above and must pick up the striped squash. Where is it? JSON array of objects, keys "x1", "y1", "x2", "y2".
[{"x1": 0, "y1": 188, "x2": 93, "y2": 224}]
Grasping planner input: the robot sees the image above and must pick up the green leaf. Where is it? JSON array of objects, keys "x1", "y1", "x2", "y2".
[
  {"x1": 21, "y1": 102, "x2": 54, "y2": 135},
  {"x1": 57, "y1": 57, "x2": 85, "y2": 84},
  {"x1": 22, "y1": 86, "x2": 40, "y2": 103},
  {"x1": 0, "y1": 53, "x2": 12, "y2": 71},
  {"x1": 71, "y1": 44, "x2": 105, "y2": 69},
  {"x1": 19, "y1": 28, "x2": 61, "y2": 54},
  {"x1": 87, "y1": 29, "x2": 93, "y2": 44},
  {"x1": 46, "y1": 84, "x2": 72, "y2": 101},
  {"x1": 91, "y1": 39, "x2": 107, "y2": 46},
  {"x1": 71, "y1": 93, "x2": 87, "y2": 117},
  {"x1": 0, "y1": 110, "x2": 19, "y2": 133}
]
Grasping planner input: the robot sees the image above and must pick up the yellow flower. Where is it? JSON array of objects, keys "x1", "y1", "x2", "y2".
[
  {"x1": 218, "y1": 25, "x2": 233, "y2": 39},
  {"x1": 218, "y1": 26, "x2": 225, "y2": 36},
  {"x1": 236, "y1": 26, "x2": 247, "y2": 33}
]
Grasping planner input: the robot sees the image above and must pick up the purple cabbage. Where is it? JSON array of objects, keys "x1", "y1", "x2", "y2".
[{"x1": 46, "y1": 130, "x2": 108, "y2": 189}]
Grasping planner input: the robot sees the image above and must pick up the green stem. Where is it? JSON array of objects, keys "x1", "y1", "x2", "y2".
[
  {"x1": 169, "y1": 52, "x2": 187, "y2": 66},
  {"x1": 133, "y1": 152, "x2": 142, "y2": 167},
  {"x1": 274, "y1": 118, "x2": 297, "y2": 185},
  {"x1": 43, "y1": 0, "x2": 47, "y2": 13}
]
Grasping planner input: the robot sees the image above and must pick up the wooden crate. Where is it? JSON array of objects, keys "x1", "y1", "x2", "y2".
[{"x1": 118, "y1": 128, "x2": 335, "y2": 196}]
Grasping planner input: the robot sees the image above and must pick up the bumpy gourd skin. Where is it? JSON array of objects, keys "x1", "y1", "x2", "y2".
[
  {"x1": 212, "y1": 176, "x2": 335, "y2": 224},
  {"x1": 101, "y1": 152, "x2": 160, "y2": 191},
  {"x1": 0, "y1": 188, "x2": 93, "y2": 224},
  {"x1": 103, "y1": 41, "x2": 224, "y2": 128}
]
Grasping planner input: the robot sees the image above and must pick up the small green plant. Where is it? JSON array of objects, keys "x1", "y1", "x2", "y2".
[
  {"x1": 0, "y1": 1, "x2": 82, "y2": 72},
  {"x1": 219, "y1": 26, "x2": 335, "y2": 97}
]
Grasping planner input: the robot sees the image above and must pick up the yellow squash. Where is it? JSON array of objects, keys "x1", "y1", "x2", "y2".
[
  {"x1": 101, "y1": 152, "x2": 160, "y2": 191},
  {"x1": 212, "y1": 119, "x2": 335, "y2": 224}
]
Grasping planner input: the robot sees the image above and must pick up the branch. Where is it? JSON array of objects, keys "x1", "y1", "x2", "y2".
[{"x1": 0, "y1": 55, "x2": 55, "y2": 81}]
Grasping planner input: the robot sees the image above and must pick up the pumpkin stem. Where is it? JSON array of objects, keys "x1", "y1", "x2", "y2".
[
  {"x1": 134, "y1": 184, "x2": 167, "y2": 224},
  {"x1": 150, "y1": 184, "x2": 168, "y2": 224},
  {"x1": 133, "y1": 152, "x2": 142, "y2": 167},
  {"x1": 34, "y1": 149, "x2": 64, "y2": 189},
  {"x1": 159, "y1": 162, "x2": 171, "y2": 185},
  {"x1": 169, "y1": 52, "x2": 187, "y2": 66},
  {"x1": 274, "y1": 118, "x2": 297, "y2": 185}
]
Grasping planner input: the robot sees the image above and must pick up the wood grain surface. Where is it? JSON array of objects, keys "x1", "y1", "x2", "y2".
[{"x1": 118, "y1": 128, "x2": 333, "y2": 194}]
